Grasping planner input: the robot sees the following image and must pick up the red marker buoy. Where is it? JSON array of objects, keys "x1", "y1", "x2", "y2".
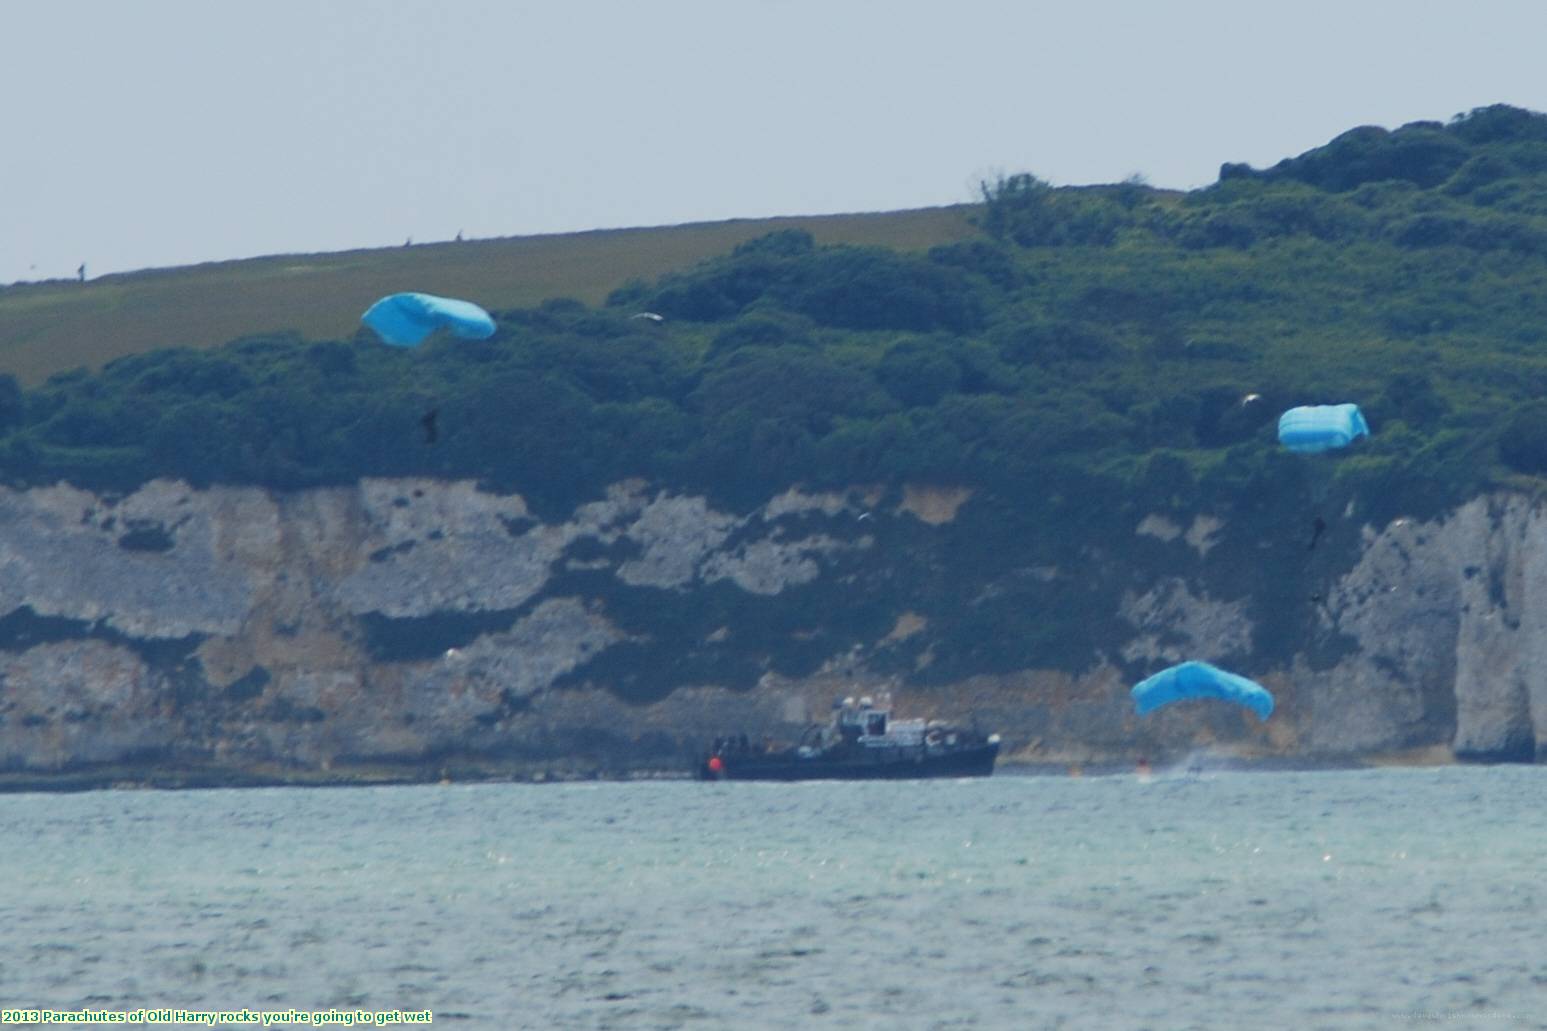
[{"x1": 707, "y1": 756, "x2": 724, "y2": 774}]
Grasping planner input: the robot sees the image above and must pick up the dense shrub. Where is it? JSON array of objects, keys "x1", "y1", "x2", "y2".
[
  {"x1": 770, "y1": 247, "x2": 984, "y2": 332},
  {"x1": 1255, "y1": 124, "x2": 1471, "y2": 192},
  {"x1": 635, "y1": 234, "x2": 983, "y2": 332},
  {"x1": 1499, "y1": 401, "x2": 1547, "y2": 475},
  {"x1": 976, "y1": 174, "x2": 1133, "y2": 246},
  {"x1": 4, "y1": 105, "x2": 1547, "y2": 547},
  {"x1": 927, "y1": 240, "x2": 1019, "y2": 289}
]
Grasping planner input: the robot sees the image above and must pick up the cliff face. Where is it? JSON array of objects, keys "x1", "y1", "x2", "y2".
[{"x1": 0, "y1": 478, "x2": 1539, "y2": 780}]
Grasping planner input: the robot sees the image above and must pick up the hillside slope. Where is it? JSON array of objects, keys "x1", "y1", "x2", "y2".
[
  {"x1": 0, "y1": 207, "x2": 976, "y2": 385},
  {"x1": 5, "y1": 106, "x2": 1547, "y2": 779}
]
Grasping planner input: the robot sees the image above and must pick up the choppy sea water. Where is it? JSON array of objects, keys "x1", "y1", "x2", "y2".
[{"x1": 3, "y1": 764, "x2": 1546, "y2": 1030}]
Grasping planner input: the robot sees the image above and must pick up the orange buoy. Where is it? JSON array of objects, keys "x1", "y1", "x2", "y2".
[{"x1": 707, "y1": 756, "x2": 724, "y2": 774}]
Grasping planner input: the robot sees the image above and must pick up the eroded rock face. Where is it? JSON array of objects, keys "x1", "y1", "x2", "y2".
[
  {"x1": 0, "y1": 479, "x2": 883, "y2": 773},
  {"x1": 0, "y1": 481, "x2": 257, "y2": 638},
  {"x1": 0, "y1": 640, "x2": 171, "y2": 770},
  {"x1": 0, "y1": 478, "x2": 1542, "y2": 778}
]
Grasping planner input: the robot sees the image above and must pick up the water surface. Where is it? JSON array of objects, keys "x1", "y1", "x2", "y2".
[{"x1": 3, "y1": 764, "x2": 1542, "y2": 1029}]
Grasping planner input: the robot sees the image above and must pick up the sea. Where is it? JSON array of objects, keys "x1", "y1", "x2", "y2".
[{"x1": 3, "y1": 762, "x2": 1545, "y2": 1031}]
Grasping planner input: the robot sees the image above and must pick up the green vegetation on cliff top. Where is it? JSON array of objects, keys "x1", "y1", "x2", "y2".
[{"x1": 8, "y1": 104, "x2": 1547, "y2": 692}]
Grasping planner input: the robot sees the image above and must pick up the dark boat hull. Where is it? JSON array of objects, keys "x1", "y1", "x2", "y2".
[{"x1": 699, "y1": 742, "x2": 999, "y2": 781}]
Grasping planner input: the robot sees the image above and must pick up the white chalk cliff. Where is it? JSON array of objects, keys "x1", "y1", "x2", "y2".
[{"x1": 0, "y1": 478, "x2": 1538, "y2": 780}]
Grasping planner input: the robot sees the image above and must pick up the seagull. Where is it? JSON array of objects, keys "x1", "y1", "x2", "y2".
[{"x1": 630, "y1": 312, "x2": 665, "y2": 322}]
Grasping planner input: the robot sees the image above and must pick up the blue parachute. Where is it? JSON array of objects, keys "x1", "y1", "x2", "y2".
[
  {"x1": 1131, "y1": 661, "x2": 1274, "y2": 720},
  {"x1": 1277, "y1": 403, "x2": 1369, "y2": 454},
  {"x1": 361, "y1": 292, "x2": 496, "y2": 347}
]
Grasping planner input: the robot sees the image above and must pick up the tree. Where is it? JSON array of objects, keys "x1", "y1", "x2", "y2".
[
  {"x1": 876, "y1": 339, "x2": 962, "y2": 407},
  {"x1": 977, "y1": 173, "x2": 1059, "y2": 245}
]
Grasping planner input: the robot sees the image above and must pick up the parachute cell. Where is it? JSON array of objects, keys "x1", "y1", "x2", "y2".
[
  {"x1": 361, "y1": 293, "x2": 496, "y2": 347},
  {"x1": 1277, "y1": 403, "x2": 1369, "y2": 453},
  {"x1": 1130, "y1": 661, "x2": 1274, "y2": 720}
]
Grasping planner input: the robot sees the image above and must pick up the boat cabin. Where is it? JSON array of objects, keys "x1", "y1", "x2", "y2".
[{"x1": 831, "y1": 695, "x2": 927, "y2": 748}]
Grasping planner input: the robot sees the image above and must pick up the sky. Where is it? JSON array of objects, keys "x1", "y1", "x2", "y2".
[{"x1": 5, "y1": 0, "x2": 1547, "y2": 285}]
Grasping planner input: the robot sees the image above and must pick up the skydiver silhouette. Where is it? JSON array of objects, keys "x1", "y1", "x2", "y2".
[
  {"x1": 421, "y1": 408, "x2": 439, "y2": 445},
  {"x1": 1308, "y1": 516, "x2": 1326, "y2": 551}
]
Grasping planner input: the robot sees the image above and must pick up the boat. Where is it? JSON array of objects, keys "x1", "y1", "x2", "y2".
[{"x1": 697, "y1": 693, "x2": 999, "y2": 780}]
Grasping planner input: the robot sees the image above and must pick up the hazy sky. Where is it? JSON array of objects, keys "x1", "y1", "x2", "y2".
[{"x1": 5, "y1": 0, "x2": 1546, "y2": 284}]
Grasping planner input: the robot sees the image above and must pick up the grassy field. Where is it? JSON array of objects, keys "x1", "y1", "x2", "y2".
[{"x1": 0, "y1": 206, "x2": 978, "y2": 385}]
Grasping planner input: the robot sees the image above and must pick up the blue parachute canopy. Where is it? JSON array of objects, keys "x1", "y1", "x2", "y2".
[
  {"x1": 1277, "y1": 403, "x2": 1369, "y2": 454},
  {"x1": 1131, "y1": 661, "x2": 1274, "y2": 720},
  {"x1": 361, "y1": 292, "x2": 496, "y2": 347}
]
